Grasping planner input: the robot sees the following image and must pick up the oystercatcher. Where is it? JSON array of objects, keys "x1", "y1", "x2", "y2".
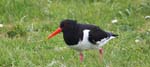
[{"x1": 48, "y1": 19, "x2": 118, "y2": 62}]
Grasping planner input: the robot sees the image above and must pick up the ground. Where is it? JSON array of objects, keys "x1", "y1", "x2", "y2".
[{"x1": 0, "y1": 0, "x2": 150, "y2": 67}]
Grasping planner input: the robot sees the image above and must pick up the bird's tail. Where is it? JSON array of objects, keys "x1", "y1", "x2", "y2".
[
  {"x1": 112, "y1": 34, "x2": 118, "y2": 37},
  {"x1": 107, "y1": 32, "x2": 118, "y2": 37}
]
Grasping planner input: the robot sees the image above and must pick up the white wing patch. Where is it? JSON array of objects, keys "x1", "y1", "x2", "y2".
[
  {"x1": 97, "y1": 36, "x2": 116, "y2": 47},
  {"x1": 69, "y1": 29, "x2": 98, "y2": 51}
]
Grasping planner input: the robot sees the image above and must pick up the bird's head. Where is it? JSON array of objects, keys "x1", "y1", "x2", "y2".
[{"x1": 48, "y1": 19, "x2": 77, "y2": 39}]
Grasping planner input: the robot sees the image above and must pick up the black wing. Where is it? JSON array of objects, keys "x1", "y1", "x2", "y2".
[
  {"x1": 88, "y1": 26, "x2": 108, "y2": 44},
  {"x1": 78, "y1": 24, "x2": 108, "y2": 44}
]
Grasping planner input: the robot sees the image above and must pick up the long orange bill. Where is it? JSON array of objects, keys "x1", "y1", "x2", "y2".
[{"x1": 48, "y1": 27, "x2": 62, "y2": 39}]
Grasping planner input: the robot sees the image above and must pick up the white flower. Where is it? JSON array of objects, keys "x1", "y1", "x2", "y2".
[
  {"x1": 145, "y1": 16, "x2": 150, "y2": 19},
  {"x1": 111, "y1": 19, "x2": 118, "y2": 24},
  {"x1": 135, "y1": 39, "x2": 140, "y2": 43},
  {"x1": 0, "y1": 24, "x2": 3, "y2": 28}
]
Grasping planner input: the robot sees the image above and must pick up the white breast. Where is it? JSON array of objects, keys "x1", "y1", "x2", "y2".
[{"x1": 69, "y1": 29, "x2": 98, "y2": 51}]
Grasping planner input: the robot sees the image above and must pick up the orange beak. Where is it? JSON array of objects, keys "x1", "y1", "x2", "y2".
[{"x1": 48, "y1": 27, "x2": 62, "y2": 39}]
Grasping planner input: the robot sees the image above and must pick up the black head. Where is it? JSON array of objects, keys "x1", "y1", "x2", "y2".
[
  {"x1": 48, "y1": 19, "x2": 78, "y2": 39},
  {"x1": 60, "y1": 19, "x2": 78, "y2": 32}
]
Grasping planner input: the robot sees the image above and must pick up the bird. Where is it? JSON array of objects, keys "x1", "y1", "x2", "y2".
[{"x1": 48, "y1": 19, "x2": 118, "y2": 62}]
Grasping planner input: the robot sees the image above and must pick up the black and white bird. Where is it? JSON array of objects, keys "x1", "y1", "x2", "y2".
[{"x1": 48, "y1": 19, "x2": 118, "y2": 62}]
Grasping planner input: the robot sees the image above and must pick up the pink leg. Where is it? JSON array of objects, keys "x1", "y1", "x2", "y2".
[
  {"x1": 80, "y1": 52, "x2": 83, "y2": 62},
  {"x1": 99, "y1": 48, "x2": 103, "y2": 55},
  {"x1": 99, "y1": 48, "x2": 103, "y2": 62}
]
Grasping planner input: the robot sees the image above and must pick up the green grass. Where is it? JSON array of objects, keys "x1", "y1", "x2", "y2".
[{"x1": 0, "y1": 0, "x2": 150, "y2": 67}]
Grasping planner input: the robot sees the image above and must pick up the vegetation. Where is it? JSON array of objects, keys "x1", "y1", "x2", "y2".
[{"x1": 0, "y1": 0, "x2": 150, "y2": 67}]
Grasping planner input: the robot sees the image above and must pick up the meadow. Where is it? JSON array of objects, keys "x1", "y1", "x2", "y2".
[{"x1": 0, "y1": 0, "x2": 150, "y2": 67}]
